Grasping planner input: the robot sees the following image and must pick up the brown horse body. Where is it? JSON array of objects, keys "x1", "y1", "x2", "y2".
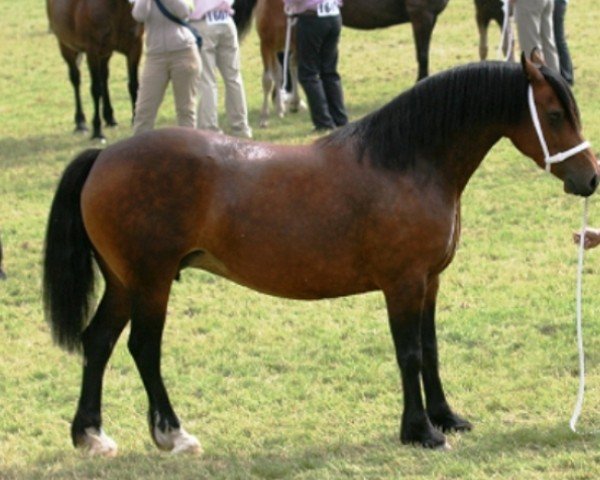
[
  {"x1": 44, "y1": 59, "x2": 598, "y2": 455},
  {"x1": 47, "y1": 0, "x2": 143, "y2": 140}
]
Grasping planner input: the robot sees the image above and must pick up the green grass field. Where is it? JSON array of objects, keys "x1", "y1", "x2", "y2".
[{"x1": 1, "y1": 0, "x2": 600, "y2": 478}]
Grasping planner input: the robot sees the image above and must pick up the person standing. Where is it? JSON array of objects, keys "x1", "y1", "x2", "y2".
[
  {"x1": 511, "y1": 0, "x2": 560, "y2": 72},
  {"x1": 553, "y1": 0, "x2": 574, "y2": 85},
  {"x1": 190, "y1": 1, "x2": 253, "y2": 138},
  {"x1": 283, "y1": 0, "x2": 348, "y2": 132},
  {"x1": 132, "y1": 0, "x2": 201, "y2": 135}
]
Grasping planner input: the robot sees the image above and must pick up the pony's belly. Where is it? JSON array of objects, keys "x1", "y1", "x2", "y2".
[{"x1": 184, "y1": 250, "x2": 377, "y2": 300}]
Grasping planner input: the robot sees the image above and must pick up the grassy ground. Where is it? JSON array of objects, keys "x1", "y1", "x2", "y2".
[{"x1": 1, "y1": 0, "x2": 600, "y2": 478}]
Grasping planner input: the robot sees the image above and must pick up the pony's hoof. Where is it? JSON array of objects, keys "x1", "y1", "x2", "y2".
[
  {"x1": 91, "y1": 136, "x2": 107, "y2": 145},
  {"x1": 73, "y1": 125, "x2": 88, "y2": 135},
  {"x1": 154, "y1": 426, "x2": 202, "y2": 455},
  {"x1": 293, "y1": 100, "x2": 307, "y2": 112},
  {"x1": 77, "y1": 427, "x2": 118, "y2": 457},
  {"x1": 171, "y1": 430, "x2": 203, "y2": 455},
  {"x1": 435, "y1": 440, "x2": 452, "y2": 452}
]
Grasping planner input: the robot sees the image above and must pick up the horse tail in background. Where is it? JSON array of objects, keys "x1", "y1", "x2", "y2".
[
  {"x1": 43, "y1": 148, "x2": 101, "y2": 353},
  {"x1": 233, "y1": 0, "x2": 259, "y2": 39}
]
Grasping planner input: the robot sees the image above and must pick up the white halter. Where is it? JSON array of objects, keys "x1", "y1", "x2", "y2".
[{"x1": 527, "y1": 85, "x2": 591, "y2": 172}]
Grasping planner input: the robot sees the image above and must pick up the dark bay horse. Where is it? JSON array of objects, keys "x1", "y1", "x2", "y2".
[
  {"x1": 475, "y1": 0, "x2": 514, "y2": 60},
  {"x1": 47, "y1": 0, "x2": 143, "y2": 141},
  {"x1": 234, "y1": 0, "x2": 450, "y2": 81},
  {"x1": 43, "y1": 57, "x2": 598, "y2": 456}
]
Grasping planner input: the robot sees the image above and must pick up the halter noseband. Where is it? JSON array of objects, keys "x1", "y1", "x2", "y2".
[{"x1": 527, "y1": 85, "x2": 591, "y2": 172}]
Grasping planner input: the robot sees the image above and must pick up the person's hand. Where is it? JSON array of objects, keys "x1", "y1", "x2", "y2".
[{"x1": 573, "y1": 228, "x2": 600, "y2": 250}]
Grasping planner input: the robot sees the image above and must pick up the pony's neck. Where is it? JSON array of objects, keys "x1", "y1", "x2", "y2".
[{"x1": 435, "y1": 127, "x2": 505, "y2": 196}]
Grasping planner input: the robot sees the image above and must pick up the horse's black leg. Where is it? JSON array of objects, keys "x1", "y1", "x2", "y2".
[
  {"x1": 384, "y1": 286, "x2": 447, "y2": 449},
  {"x1": 71, "y1": 277, "x2": 131, "y2": 456},
  {"x1": 86, "y1": 55, "x2": 106, "y2": 141},
  {"x1": 408, "y1": 9, "x2": 437, "y2": 81},
  {"x1": 58, "y1": 43, "x2": 87, "y2": 133},
  {"x1": 128, "y1": 285, "x2": 201, "y2": 454},
  {"x1": 421, "y1": 277, "x2": 473, "y2": 433},
  {"x1": 100, "y1": 54, "x2": 117, "y2": 128}
]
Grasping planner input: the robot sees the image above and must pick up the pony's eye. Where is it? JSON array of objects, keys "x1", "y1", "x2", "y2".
[{"x1": 548, "y1": 110, "x2": 564, "y2": 127}]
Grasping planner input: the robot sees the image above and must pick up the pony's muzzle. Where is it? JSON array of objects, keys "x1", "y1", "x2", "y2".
[{"x1": 564, "y1": 171, "x2": 599, "y2": 197}]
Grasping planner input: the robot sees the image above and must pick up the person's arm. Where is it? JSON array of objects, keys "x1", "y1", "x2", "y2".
[
  {"x1": 163, "y1": 0, "x2": 195, "y2": 19},
  {"x1": 573, "y1": 228, "x2": 600, "y2": 250},
  {"x1": 132, "y1": 0, "x2": 152, "y2": 22}
]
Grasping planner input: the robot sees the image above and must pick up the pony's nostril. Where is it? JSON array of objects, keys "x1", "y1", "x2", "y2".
[{"x1": 590, "y1": 174, "x2": 599, "y2": 192}]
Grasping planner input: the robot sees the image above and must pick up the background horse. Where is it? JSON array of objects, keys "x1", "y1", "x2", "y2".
[
  {"x1": 255, "y1": 0, "x2": 305, "y2": 128},
  {"x1": 475, "y1": 0, "x2": 514, "y2": 60},
  {"x1": 46, "y1": 0, "x2": 143, "y2": 141},
  {"x1": 234, "y1": 0, "x2": 450, "y2": 81},
  {"x1": 43, "y1": 57, "x2": 597, "y2": 456}
]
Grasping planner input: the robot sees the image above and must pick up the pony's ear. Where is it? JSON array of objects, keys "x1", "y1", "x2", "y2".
[
  {"x1": 521, "y1": 51, "x2": 544, "y2": 83},
  {"x1": 529, "y1": 47, "x2": 546, "y2": 66}
]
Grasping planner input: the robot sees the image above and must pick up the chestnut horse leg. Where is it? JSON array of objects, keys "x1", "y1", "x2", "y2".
[
  {"x1": 71, "y1": 272, "x2": 131, "y2": 457},
  {"x1": 384, "y1": 282, "x2": 447, "y2": 448},
  {"x1": 421, "y1": 276, "x2": 473, "y2": 433},
  {"x1": 259, "y1": 56, "x2": 277, "y2": 128},
  {"x1": 58, "y1": 42, "x2": 87, "y2": 133},
  {"x1": 127, "y1": 281, "x2": 201, "y2": 454},
  {"x1": 408, "y1": 9, "x2": 437, "y2": 81}
]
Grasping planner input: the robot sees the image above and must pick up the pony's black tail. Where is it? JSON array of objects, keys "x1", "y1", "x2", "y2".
[{"x1": 43, "y1": 148, "x2": 101, "y2": 353}]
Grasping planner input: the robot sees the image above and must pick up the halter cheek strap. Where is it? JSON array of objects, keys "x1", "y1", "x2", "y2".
[{"x1": 527, "y1": 85, "x2": 591, "y2": 172}]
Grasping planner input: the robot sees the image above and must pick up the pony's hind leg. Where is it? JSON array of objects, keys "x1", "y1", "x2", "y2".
[
  {"x1": 421, "y1": 276, "x2": 472, "y2": 434},
  {"x1": 128, "y1": 283, "x2": 201, "y2": 455},
  {"x1": 71, "y1": 276, "x2": 131, "y2": 457}
]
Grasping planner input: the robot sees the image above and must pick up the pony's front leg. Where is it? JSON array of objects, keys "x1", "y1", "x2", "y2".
[
  {"x1": 384, "y1": 286, "x2": 446, "y2": 449},
  {"x1": 71, "y1": 282, "x2": 130, "y2": 457},
  {"x1": 128, "y1": 285, "x2": 201, "y2": 455},
  {"x1": 421, "y1": 277, "x2": 472, "y2": 433}
]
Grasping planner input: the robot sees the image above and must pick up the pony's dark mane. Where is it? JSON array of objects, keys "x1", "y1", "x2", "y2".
[
  {"x1": 322, "y1": 61, "x2": 578, "y2": 171},
  {"x1": 233, "y1": 0, "x2": 258, "y2": 38}
]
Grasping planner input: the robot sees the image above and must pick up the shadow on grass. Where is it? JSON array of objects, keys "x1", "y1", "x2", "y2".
[
  {"x1": 0, "y1": 128, "x2": 131, "y2": 170},
  {"x1": 3, "y1": 421, "x2": 598, "y2": 480}
]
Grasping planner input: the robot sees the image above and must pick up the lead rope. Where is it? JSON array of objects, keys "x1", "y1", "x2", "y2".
[
  {"x1": 570, "y1": 197, "x2": 588, "y2": 432},
  {"x1": 280, "y1": 13, "x2": 296, "y2": 98},
  {"x1": 527, "y1": 84, "x2": 593, "y2": 432},
  {"x1": 497, "y1": 0, "x2": 513, "y2": 61}
]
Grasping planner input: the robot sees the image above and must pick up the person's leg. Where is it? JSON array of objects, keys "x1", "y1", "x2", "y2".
[
  {"x1": 514, "y1": 0, "x2": 542, "y2": 60},
  {"x1": 539, "y1": 0, "x2": 560, "y2": 72},
  {"x1": 133, "y1": 53, "x2": 169, "y2": 135},
  {"x1": 296, "y1": 15, "x2": 335, "y2": 130},
  {"x1": 553, "y1": 0, "x2": 573, "y2": 84},
  {"x1": 170, "y1": 46, "x2": 201, "y2": 129},
  {"x1": 217, "y1": 20, "x2": 252, "y2": 138},
  {"x1": 319, "y1": 15, "x2": 348, "y2": 127},
  {"x1": 195, "y1": 21, "x2": 221, "y2": 132}
]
